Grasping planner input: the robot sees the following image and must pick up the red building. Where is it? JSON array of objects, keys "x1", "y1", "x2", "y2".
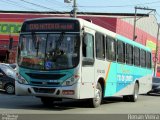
[{"x1": 0, "y1": 11, "x2": 159, "y2": 64}]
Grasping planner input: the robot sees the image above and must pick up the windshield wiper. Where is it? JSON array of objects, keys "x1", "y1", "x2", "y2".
[
  {"x1": 55, "y1": 32, "x2": 65, "y2": 49},
  {"x1": 32, "y1": 32, "x2": 40, "y2": 57},
  {"x1": 32, "y1": 32, "x2": 36, "y2": 49},
  {"x1": 47, "y1": 32, "x2": 65, "y2": 62},
  {"x1": 54, "y1": 32, "x2": 65, "y2": 56}
]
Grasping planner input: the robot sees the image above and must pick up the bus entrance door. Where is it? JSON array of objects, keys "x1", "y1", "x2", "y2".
[{"x1": 80, "y1": 28, "x2": 95, "y2": 99}]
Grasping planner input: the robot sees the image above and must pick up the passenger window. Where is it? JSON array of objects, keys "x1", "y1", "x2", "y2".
[
  {"x1": 126, "y1": 44, "x2": 133, "y2": 65},
  {"x1": 146, "y1": 52, "x2": 151, "y2": 68},
  {"x1": 117, "y1": 41, "x2": 125, "y2": 63},
  {"x1": 134, "y1": 47, "x2": 140, "y2": 66},
  {"x1": 95, "y1": 32, "x2": 105, "y2": 59},
  {"x1": 83, "y1": 33, "x2": 94, "y2": 59},
  {"x1": 106, "y1": 37, "x2": 116, "y2": 61},
  {"x1": 140, "y1": 50, "x2": 146, "y2": 67}
]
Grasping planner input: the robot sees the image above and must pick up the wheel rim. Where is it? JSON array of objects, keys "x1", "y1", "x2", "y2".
[
  {"x1": 6, "y1": 85, "x2": 14, "y2": 94},
  {"x1": 134, "y1": 84, "x2": 139, "y2": 100},
  {"x1": 94, "y1": 88, "x2": 101, "y2": 103}
]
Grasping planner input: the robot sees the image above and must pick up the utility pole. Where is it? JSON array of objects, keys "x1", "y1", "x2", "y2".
[
  {"x1": 133, "y1": 6, "x2": 156, "y2": 41},
  {"x1": 133, "y1": 7, "x2": 137, "y2": 41},
  {"x1": 154, "y1": 23, "x2": 160, "y2": 76},
  {"x1": 64, "y1": 0, "x2": 77, "y2": 18},
  {"x1": 73, "y1": 0, "x2": 77, "y2": 18}
]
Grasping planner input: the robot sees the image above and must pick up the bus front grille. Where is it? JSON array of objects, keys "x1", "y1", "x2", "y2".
[
  {"x1": 26, "y1": 73, "x2": 65, "y2": 80},
  {"x1": 31, "y1": 81, "x2": 60, "y2": 86},
  {"x1": 33, "y1": 87, "x2": 56, "y2": 93}
]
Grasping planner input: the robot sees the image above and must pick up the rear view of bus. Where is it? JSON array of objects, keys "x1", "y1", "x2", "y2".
[{"x1": 15, "y1": 18, "x2": 83, "y2": 106}]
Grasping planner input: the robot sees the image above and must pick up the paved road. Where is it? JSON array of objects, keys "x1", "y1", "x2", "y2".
[{"x1": 0, "y1": 91, "x2": 160, "y2": 115}]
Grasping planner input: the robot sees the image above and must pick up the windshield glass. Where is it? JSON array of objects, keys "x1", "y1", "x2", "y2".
[{"x1": 17, "y1": 33, "x2": 80, "y2": 70}]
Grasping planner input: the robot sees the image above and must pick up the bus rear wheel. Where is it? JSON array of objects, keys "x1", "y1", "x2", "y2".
[
  {"x1": 88, "y1": 82, "x2": 102, "y2": 108},
  {"x1": 123, "y1": 82, "x2": 139, "y2": 102},
  {"x1": 40, "y1": 97, "x2": 55, "y2": 106}
]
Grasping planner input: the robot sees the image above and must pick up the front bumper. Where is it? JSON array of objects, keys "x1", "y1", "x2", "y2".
[{"x1": 15, "y1": 81, "x2": 79, "y2": 99}]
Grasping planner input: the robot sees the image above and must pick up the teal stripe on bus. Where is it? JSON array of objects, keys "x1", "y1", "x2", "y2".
[{"x1": 104, "y1": 62, "x2": 153, "y2": 97}]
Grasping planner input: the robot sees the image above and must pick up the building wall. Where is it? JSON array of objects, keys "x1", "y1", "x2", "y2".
[{"x1": 120, "y1": 14, "x2": 158, "y2": 38}]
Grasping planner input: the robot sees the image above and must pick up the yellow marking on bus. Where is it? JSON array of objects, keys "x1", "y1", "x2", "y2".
[{"x1": 104, "y1": 63, "x2": 111, "y2": 85}]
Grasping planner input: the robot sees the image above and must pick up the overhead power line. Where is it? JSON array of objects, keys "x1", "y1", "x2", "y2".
[
  {"x1": 76, "y1": 4, "x2": 120, "y2": 32},
  {"x1": 47, "y1": 0, "x2": 68, "y2": 7},
  {"x1": 78, "y1": 0, "x2": 160, "y2": 8},
  {"x1": 156, "y1": 11, "x2": 160, "y2": 18},
  {"x1": 0, "y1": 0, "x2": 38, "y2": 11},
  {"x1": 19, "y1": 0, "x2": 62, "y2": 13},
  {"x1": 45, "y1": 0, "x2": 71, "y2": 11}
]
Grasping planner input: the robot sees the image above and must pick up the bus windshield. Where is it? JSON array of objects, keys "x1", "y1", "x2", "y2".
[{"x1": 17, "y1": 33, "x2": 80, "y2": 70}]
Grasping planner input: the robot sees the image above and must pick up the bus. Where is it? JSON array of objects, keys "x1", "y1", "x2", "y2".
[{"x1": 15, "y1": 17, "x2": 153, "y2": 108}]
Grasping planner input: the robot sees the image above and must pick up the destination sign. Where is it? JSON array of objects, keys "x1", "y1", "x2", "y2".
[
  {"x1": 28, "y1": 23, "x2": 74, "y2": 31},
  {"x1": 21, "y1": 19, "x2": 80, "y2": 32}
]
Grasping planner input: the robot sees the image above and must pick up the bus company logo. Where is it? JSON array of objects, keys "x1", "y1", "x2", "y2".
[{"x1": 49, "y1": 80, "x2": 55, "y2": 82}]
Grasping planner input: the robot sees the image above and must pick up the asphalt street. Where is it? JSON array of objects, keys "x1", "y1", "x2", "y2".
[{"x1": 0, "y1": 91, "x2": 160, "y2": 114}]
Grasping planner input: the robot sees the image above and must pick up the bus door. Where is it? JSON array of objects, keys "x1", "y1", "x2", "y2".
[{"x1": 80, "y1": 27, "x2": 95, "y2": 98}]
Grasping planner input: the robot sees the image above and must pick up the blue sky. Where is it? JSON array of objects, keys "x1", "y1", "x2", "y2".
[{"x1": 0, "y1": 0, "x2": 160, "y2": 22}]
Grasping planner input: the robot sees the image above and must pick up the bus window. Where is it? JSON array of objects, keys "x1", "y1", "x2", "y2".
[
  {"x1": 146, "y1": 52, "x2": 151, "y2": 68},
  {"x1": 126, "y1": 44, "x2": 133, "y2": 65},
  {"x1": 106, "y1": 37, "x2": 116, "y2": 61},
  {"x1": 117, "y1": 41, "x2": 125, "y2": 63},
  {"x1": 83, "y1": 33, "x2": 94, "y2": 59},
  {"x1": 95, "y1": 32, "x2": 105, "y2": 60},
  {"x1": 134, "y1": 47, "x2": 140, "y2": 66},
  {"x1": 140, "y1": 49, "x2": 146, "y2": 68}
]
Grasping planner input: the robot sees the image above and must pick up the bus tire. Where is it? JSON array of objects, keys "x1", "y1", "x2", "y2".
[
  {"x1": 123, "y1": 82, "x2": 139, "y2": 102},
  {"x1": 130, "y1": 82, "x2": 139, "y2": 102},
  {"x1": 89, "y1": 82, "x2": 102, "y2": 108},
  {"x1": 40, "y1": 97, "x2": 54, "y2": 106}
]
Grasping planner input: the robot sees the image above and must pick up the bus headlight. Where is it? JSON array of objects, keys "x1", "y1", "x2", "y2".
[
  {"x1": 16, "y1": 73, "x2": 28, "y2": 84},
  {"x1": 62, "y1": 74, "x2": 80, "y2": 86}
]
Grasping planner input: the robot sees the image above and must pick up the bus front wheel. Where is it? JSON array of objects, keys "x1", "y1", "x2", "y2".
[
  {"x1": 40, "y1": 97, "x2": 55, "y2": 106},
  {"x1": 88, "y1": 82, "x2": 102, "y2": 108}
]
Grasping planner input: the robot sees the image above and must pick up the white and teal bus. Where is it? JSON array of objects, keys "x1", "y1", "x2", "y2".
[{"x1": 16, "y1": 17, "x2": 152, "y2": 107}]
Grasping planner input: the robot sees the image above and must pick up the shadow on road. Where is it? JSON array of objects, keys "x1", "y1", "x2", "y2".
[
  {"x1": 0, "y1": 92, "x2": 124, "y2": 111},
  {"x1": 53, "y1": 96, "x2": 123, "y2": 108},
  {"x1": 142, "y1": 93, "x2": 160, "y2": 97},
  {"x1": 0, "y1": 90, "x2": 8, "y2": 95},
  {"x1": 0, "y1": 91, "x2": 5, "y2": 94}
]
